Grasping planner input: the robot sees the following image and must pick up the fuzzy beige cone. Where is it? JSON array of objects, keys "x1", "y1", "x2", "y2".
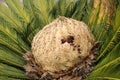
[{"x1": 24, "y1": 17, "x2": 97, "y2": 80}]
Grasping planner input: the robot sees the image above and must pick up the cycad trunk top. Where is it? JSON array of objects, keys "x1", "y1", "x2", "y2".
[{"x1": 24, "y1": 17, "x2": 97, "y2": 80}]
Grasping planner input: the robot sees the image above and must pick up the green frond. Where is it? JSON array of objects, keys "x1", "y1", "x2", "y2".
[
  {"x1": 71, "y1": 0, "x2": 86, "y2": 20},
  {"x1": 114, "y1": 4, "x2": 120, "y2": 31},
  {"x1": 0, "y1": 31, "x2": 24, "y2": 54},
  {"x1": 0, "y1": 3, "x2": 24, "y2": 34},
  {"x1": 55, "y1": 0, "x2": 71, "y2": 16},
  {"x1": 0, "y1": 44, "x2": 25, "y2": 67},
  {"x1": 88, "y1": 0, "x2": 101, "y2": 30},
  {"x1": 23, "y1": 0, "x2": 39, "y2": 36},
  {"x1": 87, "y1": 77, "x2": 120, "y2": 80},
  {"x1": 82, "y1": 0, "x2": 93, "y2": 24},
  {"x1": 97, "y1": 5, "x2": 120, "y2": 60},
  {"x1": 5, "y1": 0, "x2": 30, "y2": 24},
  {"x1": 23, "y1": 0, "x2": 35, "y2": 16},
  {"x1": 33, "y1": 0, "x2": 55, "y2": 24},
  {"x1": 27, "y1": 27, "x2": 41, "y2": 44},
  {"x1": 98, "y1": 27, "x2": 120, "y2": 60},
  {"x1": 0, "y1": 63, "x2": 28, "y2": 79},
  {"x1": 4, "y1": 0, "x2": 32, "y2": 39},
  {"x1": 0, "y1": 23, "x2": 30, "y2": 52},
  {"x1": 60, "y1": 0, "x2": 75, "y2": 16},
  {"x1": 87, "y1": 43, "x2": 120, "y2": 80},
  {"x1": 0, "y1": 76, "x2": 20, "y2": 80}
]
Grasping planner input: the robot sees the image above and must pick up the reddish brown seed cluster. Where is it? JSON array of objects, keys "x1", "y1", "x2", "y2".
[
  {"x1": 61, "y1": 35, "x2": 81, "y2": 54},
  {"x1": 61, "y1": 35, "x2": 74, "y2": 44},
  {"x1": 71, "y1": 44, "x2": 81, "y2": 54}
]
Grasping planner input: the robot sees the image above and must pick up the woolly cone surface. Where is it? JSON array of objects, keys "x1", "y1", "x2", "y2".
[{"x1": 24, "y1": 17, "x2": 97, "y2": 80}]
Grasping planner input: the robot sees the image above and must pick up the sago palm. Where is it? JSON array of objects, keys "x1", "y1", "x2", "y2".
[{"x1": 0, "y1": 0, "x2": 120, "y2": 80}]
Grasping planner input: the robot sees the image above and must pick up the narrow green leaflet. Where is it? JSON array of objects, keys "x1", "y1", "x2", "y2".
[{"x1": 114, "y1": 4, "x2": 120, "y2": 32}]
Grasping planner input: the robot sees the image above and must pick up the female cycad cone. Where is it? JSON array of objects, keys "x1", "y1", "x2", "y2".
[{"x1": 24, "y1": 17, "x2": 97, "y2": 80}]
